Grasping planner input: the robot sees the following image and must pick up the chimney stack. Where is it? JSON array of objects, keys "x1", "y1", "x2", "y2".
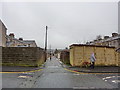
[
  {"x1": 112, "y1": 33, "x2": 118, "y2": 37},
  {"x1": 19, "y1": 38, "x2": 23, "y2": 41},
  {"x1": 104, "y1": 36, "x2": 109, "y2": 39},
  {"x1": 9, "y1": 33, "x2": 14, "y2": 39}
]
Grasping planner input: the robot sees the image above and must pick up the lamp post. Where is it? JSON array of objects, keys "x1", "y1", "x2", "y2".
[{"x1": 45, "y1": 26, "x2": 48, "y2": 62}]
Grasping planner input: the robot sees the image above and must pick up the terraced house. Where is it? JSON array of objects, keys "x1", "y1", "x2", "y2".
[
  {"x1": 87, "y1": 33, "x2": 120, "y2": 50},
  {"x1": 6, "y1": 33, "x2": 37, "y2": 47},
  {"x1": 0, "y1": 20, "x2": 7, "y2": 47},
  {"x1": 0, "y1": 20, "x2": 37, "y2": 47}
]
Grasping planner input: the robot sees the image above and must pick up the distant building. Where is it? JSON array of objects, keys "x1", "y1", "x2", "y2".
[
  {"x1": 87, "y1": 33, "x2": 120, "y2": 49},
  {"x1": 60, "y1": 49, "x2": 70, "y2": 64},
  {"x1": 22, "y1": 40, "x2": 37, "y2": 47},
  {"x1": 6, "y1": 33, "x2": 37, "y2": 47},
  {"x1": 0, "y1": 20, "x2": 7, "y2": 47}
]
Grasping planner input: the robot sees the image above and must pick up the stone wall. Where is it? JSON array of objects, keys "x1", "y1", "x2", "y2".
[
  {"x1": 60, "y1": 50, "x2": 70, "y2": 65},
  {"x1": 2, "y1": 47, "x2": 45, "y2": 67},
  {"x1": 0, "y1": 47, "x2": 2, "y2": 68},
  {"x1": 0, "y1": 47, "x2": 1, "y2": 90}
]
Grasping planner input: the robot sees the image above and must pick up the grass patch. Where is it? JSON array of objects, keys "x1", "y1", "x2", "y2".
[{"x1": 60, "y1": 60, "x2": 71, "y2": 66}]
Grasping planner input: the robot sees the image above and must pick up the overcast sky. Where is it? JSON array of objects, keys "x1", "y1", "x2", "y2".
[{"x1": 1, "y1": 1, "x2": 118, "y2": 49}]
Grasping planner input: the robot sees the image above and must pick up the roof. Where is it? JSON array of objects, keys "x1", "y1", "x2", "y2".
[
  {"x1": 23, "y1": 40, "x2": 36, "y2": 43},
  {"x1": 62, "y1": 49, "x2": 69, "y2": 52},
  {"x1": 6, "y1": 35, "x2": 37, "y2": 46},
  {"x1": 70, "y1": 44, "x2": 115, "y2": 48},
  {"x1": 7, "y1": 35, "x2": 36, "y2": 43},
  {"x1": 88, "y1": 33, "x2": 120, "y2": 44},
  {"x1": 23, "y1": 40, "x2": 36, "y2": 42}
]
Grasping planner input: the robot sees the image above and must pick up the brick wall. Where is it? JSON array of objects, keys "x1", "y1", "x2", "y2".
[{"x1": 2, "y1": 47, "x2": 45, "y2": 67}]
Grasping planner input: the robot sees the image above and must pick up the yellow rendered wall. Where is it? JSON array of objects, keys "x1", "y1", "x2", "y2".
[
  {"x1": 70, "y1": 47, "x2": 74, "y2": 66},
  {"x1": 84, "y1": 46, "x2": 94, "y2": 63},
  {"x1": 70, "y1": 46, "x2": 118, "y2": 66},
  {"x1": 74, "y1": 46, "x2": 84, "y2": 66},
  {"x1": 118, "y1": 53, "x2": 120, "y2": 66},
  {"x1": 115, "y1": 52, "x2": 119, "y2": 66},
  {"x1": 95, "y1": 47, "x2": 105, "y2": 66},
  {"x1": 105, "y1": 48, "x2": 116, "y2": 66}
]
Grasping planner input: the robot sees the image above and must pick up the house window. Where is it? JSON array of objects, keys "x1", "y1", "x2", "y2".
[{"x1": 28, "y1": 44, "x2": 30, "y2": 47}]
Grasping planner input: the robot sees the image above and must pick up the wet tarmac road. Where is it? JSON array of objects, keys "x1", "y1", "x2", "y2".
[
  {"x1": 32, "y1": 57, "x2": 117, "y2": 89},
  {"x1": 2, "y1": 57, "x2": 119, "y2": 89}
]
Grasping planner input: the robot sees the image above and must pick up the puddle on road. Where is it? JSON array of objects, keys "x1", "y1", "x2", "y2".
[
  {"x1": 18, "y1": 76, "x2": 31, "y2": 78},
  {"x1": 18, "y1": 73, "x2": 33, "y2": 79},
  {"x1": 103, "y1": 76, "x2": 120, "y2": 80},
  {"x1": 47, "y1": 66, "x2": 60, "y2": 68},
  {"x1": 102, "y1": 75, "x2": 120, "y2": 84},
  {"x1": 73, "y1": 86, "x2": 95, "y2": 89},
  {"x1": 112, "y1": 80, "x2": 120, "y2": 83},
  {"x1": 73, "y1": 74, "x2": 80, "y2": 76}
]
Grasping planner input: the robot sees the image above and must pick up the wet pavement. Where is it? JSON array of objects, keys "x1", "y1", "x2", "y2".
[
  {"x1": 2, "y1": 66, "x2": 43, "y2": 72},
  {"x1": 65, "y1": 66, "x2": 119, "y2": 73},
  {"x1": 2, "y1": 56, "x2": 119, "y2": 89},
  {"x1": 2, "y1": 70, "x2": 43, "y2": 88}
]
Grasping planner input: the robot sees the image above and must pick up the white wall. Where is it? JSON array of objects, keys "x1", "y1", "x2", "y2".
[
  {"x1": 0, "y1": 20, "x2": 7, "y2": 47},
  {"x1": 0, "y1": 21, "x2": 2, "y2": 46}
]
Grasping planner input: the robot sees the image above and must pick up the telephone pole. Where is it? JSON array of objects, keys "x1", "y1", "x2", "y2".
[
  {"x1": 45, "y1": 26, "x2": 48, "y2": 62},
  {"x1": 50, "y1": 45, "x2": 51, "y2": 61}
]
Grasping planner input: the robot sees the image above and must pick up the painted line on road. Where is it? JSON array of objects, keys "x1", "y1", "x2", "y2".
[
  {"x1": 0, "y1": 69, "x2": 43, "y2": 74},
  {"x1": 64, "y1": 68, "x2": 120, "y2": 74},
  {"x1": 64, "y1": 68, "x2": 84, "y2": 74}
]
